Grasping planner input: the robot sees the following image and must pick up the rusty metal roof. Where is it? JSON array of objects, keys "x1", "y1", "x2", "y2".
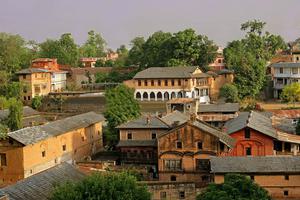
[{"x1": 271, "y1": 109, "x2": 300, "y2": 119}]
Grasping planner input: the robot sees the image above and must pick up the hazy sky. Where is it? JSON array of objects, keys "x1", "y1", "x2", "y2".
[{"x1": 1, "y1": 0, "x2": 300, "y2": 49}]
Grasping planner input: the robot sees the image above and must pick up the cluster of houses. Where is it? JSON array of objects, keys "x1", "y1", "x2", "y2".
[{"x1": 1, "y1": 41, "x2": 300, "y2": 200}]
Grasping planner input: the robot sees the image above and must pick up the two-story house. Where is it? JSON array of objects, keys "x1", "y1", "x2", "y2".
[
  {"x1": 271, "y1": 62, "x2": 300, "y2": 98},
  {"x1": 224, "y1": 111, "x2": 300, "y2": 156},
  {"x1": 124, "y1": 66, "x2": 234, "y2": 104},
  {"x1": 157, "y1": 118, "x2": 235, "y2": 183},
  {"x1": 31, "y1": 58, "x2": 67, "y2": 92},
  {"x1": 16, "y1": 68, "x2": 51, "y2": 101},
  {"x1": 0, "y1": 112, "x2": 104, "y2": 187}
]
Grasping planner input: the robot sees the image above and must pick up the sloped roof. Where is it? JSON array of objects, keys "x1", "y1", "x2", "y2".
[
  {"x1": 159, "y1": 119, "x2": 235, "y2": 148},
  {"x1": 191, "y1": 120, "x2": 235, "y2": 148},
  {"x1": 133, "y1": 66, "x2": 199, "y2": 79},
  {"x1": 198, "y1": 103, "x2": 239, "y2": 113},
  {"x1": 211, "y1": 156, "x2": 300, "y2": 174},
  {"x1": 271, "y1": 62, "x2": 300, "y2": 68},
  {"x1": 117, "y1": 115, "x2": 169, "y2": 129},
  {"x1": 0, "y1": 106, "x2": 40, "y2": 121},
  {"x1": 8, "y1": 112, "x2": 105, "y2": 145},
  {"x1": 160, "y1": 111, "x2": 189, "y2": 126},
  {"x1": 277, "y1": 131, "x2": 300, "y2": 144},
  {"x1": 224, "y1": 111, "x2": 277, "y2": 139},
  {"x1": 16, "y1": 68, "x2": 50, "y2": 74},
  {"x1": 117, "y1": 140, "x2": 157, "y2": 147},
  {"x1": 271, "y1": 109, "x2": 300, "y2": 119},
  {"x1": 0, "y1": 163, "x2": 85, "y2": 200}
]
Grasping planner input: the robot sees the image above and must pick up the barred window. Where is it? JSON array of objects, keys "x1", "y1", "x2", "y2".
[{"x1": 164, "y1": 160, "x2": 182, "y2": 171}]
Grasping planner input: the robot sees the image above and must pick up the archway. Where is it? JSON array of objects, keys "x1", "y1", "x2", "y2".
[
  {"x1": 164, "y1": 92, "x2": 169, "y2": 101},
  {"x1": 157, "y1": 92, "x2": 162, "y2": 101},
  {"x1": 171, "y1": 92, "x2": 176, "y2": 99},
  {"x1": 143, "y1": 92, "x2": 148, "y2": 100},
  {"x1": 177, "y1": 92, "x2": 183, "y2": 98},
  {"x1": 136, "y1": 92, "x2": 141, "y2": 100},
  {"x1": 150, "y1": 92, "x2": 155, "y2": 100}
]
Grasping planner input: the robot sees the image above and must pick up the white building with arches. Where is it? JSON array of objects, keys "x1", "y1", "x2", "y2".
[{"x1": 124, "y1": 66, "x2": 234, "y2": 104}]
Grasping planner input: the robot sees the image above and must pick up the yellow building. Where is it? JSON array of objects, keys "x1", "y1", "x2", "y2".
[
  {"x1": 16, "y1": 68, "x2": 51, "y2": 101},
  {"x1": 0, "y1": 112, "x2": 105, "y2": 187},
  {"x1": 124, "y1": 66, "x2": 233, "y2": 103}
]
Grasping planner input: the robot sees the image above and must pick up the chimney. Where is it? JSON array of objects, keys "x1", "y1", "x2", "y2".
[
  {"x1": 189, "y1": 113, "x2": 196, "y2": 122},
  {"x1": 146, "y1": 116, "x2": 150, "y2": 125}
]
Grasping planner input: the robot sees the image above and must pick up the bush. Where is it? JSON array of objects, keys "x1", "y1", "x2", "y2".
[
  {"x1": 50, "y1": 172, "x2": 151, "y2": 200},
  {"x1": 219, "y1": 83, "x2": 239, "y2": 103},
  {"x1": 31, "y1": 96, "x2": 43, "y2": 109}
]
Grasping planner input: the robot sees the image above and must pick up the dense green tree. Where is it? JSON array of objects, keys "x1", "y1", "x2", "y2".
[
  {"x1": 50, "y1": 172, "x2": 150, "y2": 200},
  {"x1": 0, "y1": 32, "x2": 34, "y2": 73},
  {"x1": 39, "y1": 33, "x2": 79, "y2": 66},
  {"x1": 220, "y1": 84, "x2": 239, "y2": 103},
  {"x1": 31, "y1": 96, "x2": 43, "y2": 110},
  {"x1": 126, "y1": 29, "x2": 217, "y2": 69},
  {"x1": 104, "y1": 85, "x2": 140, "y2": 145},
  {"x1": 114, "y1": 45, "x2": 129, "y2": 66},
  {"x1": 197, "y1": 174, "x2": 271, "y2": 200},
  {"x1": 224, "y1": 20, "x2": 286, "y2": 98},
  {"x1": 280, "y1": 82, "x2": 300, "y2": 107},
  {"x1": 80, "y1": 30, "x2": 106, "y2": 58},
  {"x1": 0, "y1": 82, "x2": 24, "y2": 100},
  {"x1": 0, "y1": 96, "x2": 11, "y2": 110},
  {"x1": 127, "y1": 37, "x2": 145, "y2": 66},
  {"x1": 6, "y1": 98, "x2": 23, "y2": 131}
]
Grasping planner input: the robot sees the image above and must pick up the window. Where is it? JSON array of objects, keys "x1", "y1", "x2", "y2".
[
  {"x1": 297, "y1": 57, "x2": 299, "y2": 61},
  {"x1": 160, "y1": 191, "x2": 167, "y2": 199},
  {"x1": 22, "y1": 75, "x2": 26, "y2": 79},
  {"x1": 292, "y1": 68, "x2": 298, "y2": 74},
  {"x1": 197, "y1": 141, "x2": 203, "y2": 150},
  {"x1": 178, "y1": 80, "x2": 181, "y2": 86},
  {"x1": 62, "y1": 145, "x2": 66, "y2": 151},
  {"x1": 246, "y1": 147, "x2": 252, "y2": 156},
  {"x1": 158, "y1": 80, "x2": 161, "y2": 86},
  {"x1": 81, "y1": 136, "x2": 85, "y2": 141},
  {"x1": 164, "y1": 160, "x2": 182, "y2": 171},
  {"x1": 151, "y1": 132, "x2": 157, "y2": 139},
  {"x1": 196, "y1": 159, "x2": 210, "y2": 171},
  {"x1": 218, "y1": 59, "x2": 222, "y2": 63},
  {"x1": 284, "y1": 190, "x2": 289, "y2": 196},
  {"x1": 35, "y1": 74, "x2": 38, "y2": 78},
  {"x1": 176, "y1": 141, "x2": 182, "y2": 149},
  {"x1": 127, "y1": 132, "x2": 132, "y2": 140},
  {"x1": 144, "y1": 80, "x2": 148, "y2": 86},
  {"x1": 42, "y1": 151, "x2": 46, "y2": 157},
  {"x1": 250, "y1": 175, "x2": 254, "y2": 180},
  {"x1": 171, "y1": 80, "x2": 175, "y2": 86},
  {"x1": 277, "y1": 78, "x2": 283, "y2": 84},
  {"x1": 179, "y1": 191, "x2": 185, "y2": 199},
  {"x1": 28, "y1": 96, "x2": 31, "y2": 100},
  {"x1": 279, "y1": 68, "x2": 283, "y2": 74},
  {"x1": 171, "y1": 175, "x2": 177, "y2": 181},
  {"x1": 164, "y1": 80, "x2": 168, "y2": 86},
  {"x1": 151, "y1": 80, "x2": 154, "y2": 86},
  {"x1": 138, "y1": 80, "x2": 141, "y2": 86},
  {"x1": 24, "y1": 96, "x2": 26, "y2": 101},
  {"x1": 284, "y1": 143, "x2": 291, "y2": 152},
  {"x1": 285, "y1": 175, "x2": 289, "y2": 180},
  {"x1": 202, "y1": 175, "x2": 210, "y2": 182},
  {"x1": 220, "y1": 143, "x2": 225, "y2": 151},
  {"x1": 245, "y1": 128, "x2": 250, "y2": 139},
  {"x1": 0, "y1": 153, "x2": 7, "y2": 166}
]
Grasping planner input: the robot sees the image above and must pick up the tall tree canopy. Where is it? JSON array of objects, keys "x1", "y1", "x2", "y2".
[
  {"x1": 80, "y1": 30, "x2": 106, "y2": 58},
  {"x1": 6, "y1": 98, "x2": 23, "y2": 131},
  {"x1": 0, "y1": 32, "x2": 35, "y2": 73},
  {"x1": 39, "y1": 33, "x2": 79, "y2": 66},
  {"x1": 50, "y1": 172, "x2": 151, "y2": 200},
  {"x1": 127, "y1": 29, "x2": 217, "y2": 69},
  {"x1": 224, "y1": 20, "x2": 286, "y2": 98},
  {"x1": 197, "y1": 174, "x2": 271, "y2": 200},
  {"x1": 104, "y1": 85, "x2": 140, "y2": 145}
]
